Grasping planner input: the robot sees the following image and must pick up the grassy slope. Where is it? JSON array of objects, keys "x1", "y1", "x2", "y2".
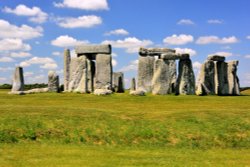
[{"x1": 0, "y1": 89, "x2": 250, "y2": 166}]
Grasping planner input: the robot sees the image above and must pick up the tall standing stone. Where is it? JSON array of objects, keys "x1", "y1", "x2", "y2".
[
  {"x1": 68, "y1": 56, "x2": 87, "y2": 93},
  {"x1": 113, "y1": 72, "x2": 124, "y2": 93},
  {"x1": 11, "y1": 67, "x2": 24, "y2": 92},
  {"x1": 86, "y1": 58, "x2": 95, "y2": 93},
  {"x1": 48, "y1": 71, "x2": 59, "y2": 92},
  {"x1": 137, "y1": 56, "x2": 155, "y2": 92},
  {"x1": 214, "y1": 61, "x2": 229, "y2": 95},
  {"x1": 95, "y1": 54, "x2": 113, "y2": 90},
  {"x1": 227, "y1": 61, "x2": 240, "y2": 95},
  {"x1": 64, "y1": 49, "x2": 71, "y2": 91},
  {"x1": 176, "y1": 56, "x2": 195, "y2": 95},
  {"x1": 130, "y1": 78, "x2": 136, "y2": 91}
]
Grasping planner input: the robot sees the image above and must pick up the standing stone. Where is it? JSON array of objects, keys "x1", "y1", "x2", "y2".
[
  {"x1": 95, "y1": 54, "x2": 113, "y2": 90},
  {"x1": 196, "y1": 60, "x2": 215, "y2": 95},
  {"x1": 137, "y1": 56, "x2": 155, "y2": 92},
  {"x1": 152, "y1": 59, "x2": 176, "y2": 95},
  {"x1": 130, "y1": 78, "x2": 136, "y2": 91},
  {"x1": 86, "y1": 58, "x2": 95, "y2": 93},
  {"x1": 176, "y1": 57, "x2": 195, "y2": 95},
  {"x1": 113, "y1": 72, "x2": 124, "y2": 93},
  {"x1": 227, "y1": 61, "x2": 240, "y2": 95},
  {"x1": 68, "y1": 56, "x2": 87, "y2": 93},
  {"x1": 48, "y1": 71, "x2": 59, "y2": 92},
  {"x1": 11, "y1": 67, "x2": 24, "y2": 92},
  {"x1": 64, "y1": 49, "x2": 71, "y2": 91},
  {"x1": 214, "y1": 61, "x2": 229, "y2": 95}
]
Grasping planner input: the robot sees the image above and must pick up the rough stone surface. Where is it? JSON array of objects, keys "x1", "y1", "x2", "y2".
[
  {"x1": 214, "y1": 61, "x2": 229, "y2": 95},
  {"x1": 129, "y1": 89, "x2": 146, "y2": 96},
  {"x1": 196, "y1": 60, "x2": 215, "y2": 95},
  {"x1": 11, "y1": 67, "x2": 24, "y2": 92},
  {"x1": 207, "y1": 55, "x2": 225, "y2": 62},
  {"x1": 137, "y1": 56, "x2": 155, "y2": 92},
  {"x1": 113, "y1": 72, "x2": 124, "y2": 93},
  {"x1": 64, "y1": 49, "x2": 71, "y2": 91},
  {"x1": 68, "y1": 56, "x2": 87, "y2": 93},
  {"x1": 227, "y1": 61, "x2": 240, "y2": 95},
  {"x1": 25, "y1": 88, "x2": 49, "y2": 94},
  {"x1": 86, "y1": 58, "x2": 95, "y2": 93},
  {"x1": 94, "y1": 89, "x2": 112, "y2": 95},
  {"x1": 75, "y1": 44, "x2": 111, "y2": 55},
  {"x1": 48, "y1": 71, "x2": 59, "y2": 92},
  {"x1": 95, "y1": 54, "x2": 113, "y2": 90},
  {"x1": 139, "y1": 47, "x2": 175, "y2": 56},
  {"x1": 151, "y1": 59, "x2": 176, "y2": 95},
  {"x1": 176, "y1": 58, "x2": 195, "y2": 95},
  {"x1": 130, "y1": 78, "x2": 136, "y2": 91}
]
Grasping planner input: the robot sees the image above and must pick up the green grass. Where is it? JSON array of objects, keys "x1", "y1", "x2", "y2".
[{"x1": 0, "y1": 89, "x2": 250, "y2": 166}]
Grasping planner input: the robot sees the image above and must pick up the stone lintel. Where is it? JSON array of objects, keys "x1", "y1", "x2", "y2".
[
  {"x1": 139, "y1": 47, "x2": 175, "y2": 56},
  {"x1": 75, "y1": 44, "x2": 111, "y2": 55},
  {"x1": 207, "y1": 55, "x2": 225, "y2": 62},
  {"x1": 160, "y1": 53, "x2": 190, "y2": 60}
]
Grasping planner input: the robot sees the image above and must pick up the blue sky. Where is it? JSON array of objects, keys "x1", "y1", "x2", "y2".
[{"x1": 0, "y1": 0, "x2": 250, "y2": 87}]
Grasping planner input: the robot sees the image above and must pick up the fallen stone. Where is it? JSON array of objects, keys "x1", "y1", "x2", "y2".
[
  {"x1": 137, "y1": 56, "x2": 155, "y2": 92},
  {"x1": 129, "y1": 89, "x2": 146, "y2": 96},
  {"x1": 176, "y1": 58, "x2": 195, "y2": 95},
  {"x1": 48, "y1": 71, "x2": 60, "y2": 92},
  {"x1": 11, "y1": 67, "x2": 24, "y2": 92},
  {"x1": 207, "y1": 55, "x2": 225, "y2": 62},
  {"x1": 25, "y1": 88, "x2": 49, "y2": 94},
  {"x1": 75, "y1": 44, "x2": 111, "y2": 55},
  {"x1": 8, "y1": 91, "x2": 25, "y2": 95},
  {"x1": 113, "y1": 72, "x2": 124, "y2": 93},
  {"x1": 94, "y1": 89, "x2": 112, "y2": 95},
  {"x1": 95, "y1": 54, "x2": 113, "y2": 90}
]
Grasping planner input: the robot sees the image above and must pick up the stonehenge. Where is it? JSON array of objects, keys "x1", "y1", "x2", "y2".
[
  {"x1": 8, "y1": 44, "x2": 241, "y2": 96},
  {"x1": 196, "y1": 55, "x2": 240, "y2": 95}
]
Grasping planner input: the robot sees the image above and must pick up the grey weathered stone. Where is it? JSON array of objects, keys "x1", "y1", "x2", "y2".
[
  {"x1": 25, "y1": 88, "x2": 49, "y2": 94},
  {"x1": 176, "y1": 58, "x2": 195, "y2": 95},
  {"x1": 129, "y1": 89, "x2": 146, "y2": 96},
  {"x1": 48, "y1": 71, "x2": 59, "y2": 92},
  {"x1": 214, "y1": 61, "x2": 229, "y2": 95},
  {"x1": 68, "y1": 56, "x2": 87, "y2": 93},
  {"x1": 8, "y1": 91, "x2": 25, "y2": 95},
  {"x1": 75, "y1": 44, "x2": 111, "y2": 55},
  {"x1": 227, "y1": 61, "x2": 240, "y2": 95},
  {"x1": 95, "y1": 54, "x2": 113, "y2": 90},
  {"x1": 130, "y1": 78, "x2": 136, "y2": 91},
  {"x1": 151, "y1": 59, "x2": 176, "y2": 95},
  {"x1": 86, "y1": 58, "x2": 95, "y2": 93},
  {"x1": 139, "y1": 47, "x2": 175, "y2": 56},
  {"x1": 64, "y1": 49, "x2": 71, "y2": 91},
  {"x1": 137, "y1": 56, "x2": 155, "y2": 92},
  {"x1": 207, "y1": 55, "x2": 225, "y2": 62},
  {"x1": 11, "y1": 67, "x2": 24, "y2": 92},
  {"x1": 160, "y1": 53, "x2": 179, "y2": 60},
  {"x1": 113, "y1": 72, "x2": 124, "y2": 93},
  {"x1": 94, "y1": 89, "x2": 112, "y2": 95},
  {"x1": 196, "y1": 60, "x2": 215, "y2": 95}
]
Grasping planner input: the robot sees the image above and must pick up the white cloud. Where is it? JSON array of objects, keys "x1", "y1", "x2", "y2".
[
  {"x1": 102, "y1": 37, "x2": 153, "y2": 53},
  {"x1": 54, "y1": 0, "x2": 109, "y2": 10},
  {"x1": 0, "y1": 57, "x2": 15, "y2": 62},
  {"x1": 196, "y1": 36, "x2": 239, "y2": 45},
  {"x1": 52, "y1": 51, "x2": 61, "y2": 56},
  {"x1": 20, "y1": 57, "x2": 57, "y2": 70},
  {"x1": 112, "y1": 59, "x2": 117, "y2": 67},
  {"x1": 207, "y1": 19, "x2": 223, "y2": 24},
  {"x1": 0, "y1": 19, "x2": 43, "y2": 40},
  {"x1": 177, "y1": 19, "x2": 195, "y2": 25},
  {"x1": 163, "y1": 34, "x2": 194, "y2": 45},
  {"x1": 3, "y1": 4, "x2": 48, "y2": 24},
  {"x1": 174, "y1": 48, "x2": 197, "y2": 56},
  {"x1": 0, "y1": 67, "x2": 13, "y2": 72},
  {"x1": 208, "y1": 52, "x2": 233, "y2": 57},
  {"x1": 244, "y1": 55, "x2": 250, "y2": 59},
  {"x1": 247, "y1": 36, "x2": 250, "y2": 40},
  {"x1": 24, "y1": 72, "x2": 34, "y2": 77},
  {"x1": 51, "y1": 35, "x2": 89, "y2": 47},
  {"x1": 10, "y1": 52, "x2": 31, "y2": 58},
  {"x1": 104, "y1": 29, "x2": 129, "y2": 36},
  {"x1": 0, "y1": 38, "x2": 31, "y2": 51},
  {"x1": 56, "y1": 15, "x2": 102, "y2": 28},
  {"x1": 119, "y1": 60, "x2": 138, "y2": 72},
  {"x1": 193, "y1": 61, "x2": 202, "y2": 70}
]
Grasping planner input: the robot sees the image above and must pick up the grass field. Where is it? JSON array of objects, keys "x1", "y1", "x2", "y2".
[{"x1": 0, "y1": 89, "x2": 250, "y2": 166}]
